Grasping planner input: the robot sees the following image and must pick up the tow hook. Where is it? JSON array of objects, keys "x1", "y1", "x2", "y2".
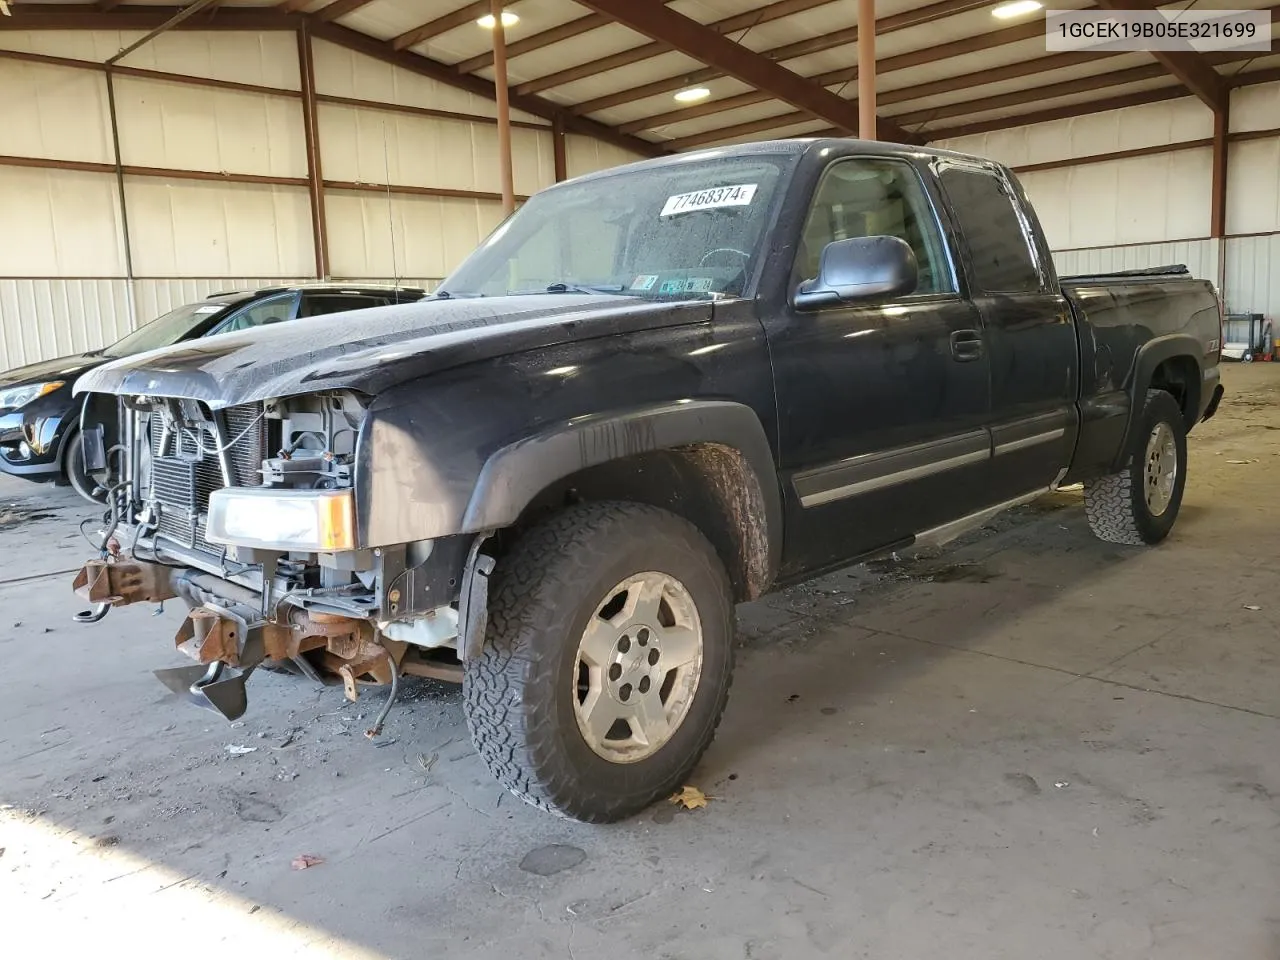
[{"x1": 72, "y1": 603, "x2": 112, "y2": 624}]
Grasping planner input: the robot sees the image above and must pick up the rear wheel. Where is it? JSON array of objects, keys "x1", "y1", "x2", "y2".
[
  {"x1": 464, "y1": 501, "x2": 734, "y2": 822},
  {"x1": 1084, "y1": 389, "x2": 1187, "y2": 545}
]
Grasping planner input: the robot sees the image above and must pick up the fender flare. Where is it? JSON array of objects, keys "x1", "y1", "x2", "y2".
[
  {"x1": 1115, "y1": 333, "x2": 1203, "y2": 467},
  {"x1": 461, "y1": 399, "x2": 783, "y2": 584}
]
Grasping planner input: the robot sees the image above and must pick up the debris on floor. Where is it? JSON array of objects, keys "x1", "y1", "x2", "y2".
[
  {"x1": 226, "y1": 744, "x2": 258, "y2": 756},
  {"x1": 670, "y1": 785, "x2": 710, "y2": 810},
  {"x1": 291, "y1": 854, "x2": 324, "y2": 870}
]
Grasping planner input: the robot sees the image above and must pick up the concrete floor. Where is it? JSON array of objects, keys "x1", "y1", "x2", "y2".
[{"x1": 2, "y1": 364, "x2": 1279, "y2": 959}]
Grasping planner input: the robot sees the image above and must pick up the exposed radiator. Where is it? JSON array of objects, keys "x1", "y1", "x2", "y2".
[{"x1": 147, "y1": 403, "x2": 265, "y2": 552}]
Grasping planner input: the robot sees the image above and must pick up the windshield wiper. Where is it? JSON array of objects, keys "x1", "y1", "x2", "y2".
[{"x1": 542, "y1": 282, "x2": 626, "y2": 295}]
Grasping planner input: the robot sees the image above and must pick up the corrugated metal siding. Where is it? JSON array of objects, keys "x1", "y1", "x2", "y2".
[
  {"x1": 1226, "y1": 135, "x2": 1280, "y2": 236},
  {"x1": 311, "y1": 37, "x2": 541, "y2": 125},
  {"x1": 1052, "y1": 240, "x2": 1220, "y2": 281},
  {"x1": 1230, "y1": 81, "x2": 1280, "y2": 134},
  {"x1": 126, "y1": 180, "x2": 315, "y2": 277},
  {"x1": 1224, "y1": 234, "x2": 1280, "y2": 319},
  {"x1": 325, "y1": 191, "x2": 504, "y2": 280},
  {"x1": 564, "y1": 135, "x2": 647, "y2": 180},
  {"x1": 934, "y1": 97, "x2": 1212, "y2": 166},
  {"x1": 317, "y1": 101, "x2": 553, "y2": 196},
  {"x1": 0, "y1": 57, "x2": 112, "y2": 163},
  {"x1": 114, "y1": 76, "x2": 308, "y2": 177},
  {"x1": 0, "y1": 279, "x2": 133, "y2": 371},
  {"x1": 0, "y1": 30, "x2": 679, "y2": 370},
  {"x1": 0, "y1": 167, "x2": 126, "y2": 276},
  {"x1": 115, "y1": 31, "x2": 302, "y2": 91},
  {"x1": 1018, "y1": 149, "x2": 1213, "y2": 249}
]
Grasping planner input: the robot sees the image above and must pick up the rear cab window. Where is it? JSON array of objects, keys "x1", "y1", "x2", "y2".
[{"x1": 937, "y1": 164, "x2": 1044, "y2": 294}]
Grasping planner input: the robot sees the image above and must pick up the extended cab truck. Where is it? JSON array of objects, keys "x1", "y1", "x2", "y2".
[{"x1": 73, "y1": 139, "x2": 1223, "y2": 822}]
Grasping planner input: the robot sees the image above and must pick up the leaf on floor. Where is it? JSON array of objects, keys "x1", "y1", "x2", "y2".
[
  {"x1": 670, "y1": 785, "x2": 710, "y2": 811},
  {"x1": 291, "y1": 854, "x2": 324, "y2": 870}
]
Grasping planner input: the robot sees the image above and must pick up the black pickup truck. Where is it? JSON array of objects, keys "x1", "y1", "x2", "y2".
[{"x1": 73, "y1": 138, "x2": 1223, "y2": 822}]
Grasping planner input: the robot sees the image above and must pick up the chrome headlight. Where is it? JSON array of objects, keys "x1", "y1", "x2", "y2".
[
  {"x1": 0, "y1": 381, "x2": 64, "y2": 411},
  {"x1": 205, "y1": 488, "x2": 355, "y2": 552}
]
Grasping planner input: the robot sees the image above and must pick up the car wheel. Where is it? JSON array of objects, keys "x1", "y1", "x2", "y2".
[
  {"x1": 1084, "y1": 389, "x2": 1187, "y2": 545},
  {"x1": 464, "y1": 501, "x2": 734, "y2": 823},
  {"x1": 63, "y1": 429, "x2": 105, "y2": 505}
]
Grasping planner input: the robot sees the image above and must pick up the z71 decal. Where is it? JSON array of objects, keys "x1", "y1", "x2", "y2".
[{"x1": 660, "y1": 184, "x2": 758, "y2": 217}]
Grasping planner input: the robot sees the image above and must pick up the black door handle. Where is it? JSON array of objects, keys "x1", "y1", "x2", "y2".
[{"x1": 950, "y1": 329, "x2": 984, "y2": 362}]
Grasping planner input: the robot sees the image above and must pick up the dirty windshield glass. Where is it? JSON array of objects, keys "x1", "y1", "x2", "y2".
[
  {"x1": 102, "y1": 300, "x2": 234, "y2": 358},
  {"x1": 440, "y1": 156, "x2": 793, "y2": 299}
]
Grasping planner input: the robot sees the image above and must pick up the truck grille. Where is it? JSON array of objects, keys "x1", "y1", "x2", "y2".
[{"x1": 148, "y1": 403, "x2": 265, "y2": 552}]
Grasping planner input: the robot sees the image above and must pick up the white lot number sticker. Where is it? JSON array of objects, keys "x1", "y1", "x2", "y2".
[{"x1": 661, "y1": 184, "x2": 758, "y2": 217}]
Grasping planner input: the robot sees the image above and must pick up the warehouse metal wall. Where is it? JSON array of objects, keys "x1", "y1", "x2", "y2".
[
  {"x1": 936, "y1": 83, "x2": 1280, "y2": 321},
  {"x1": 0, "y1": 30, "x2": 645, "y2": 369}
]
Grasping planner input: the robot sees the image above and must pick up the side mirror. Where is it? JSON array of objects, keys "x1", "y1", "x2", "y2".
[{"x1": 793, "y1": 235, "x2": 919, "y2": 310}]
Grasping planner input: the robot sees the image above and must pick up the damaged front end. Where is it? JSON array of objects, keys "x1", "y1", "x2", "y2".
[{"x1": 72, "y1": 391, "x2": 485, "y2": 724}]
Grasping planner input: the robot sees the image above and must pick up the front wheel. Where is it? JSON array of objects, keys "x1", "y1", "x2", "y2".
[
  {"x1": 464, "y1": 502, "x2": 734, "y2": 822},
  {"x1": 1084, "y1": 389, "x2": 1187, "y2": 545}
]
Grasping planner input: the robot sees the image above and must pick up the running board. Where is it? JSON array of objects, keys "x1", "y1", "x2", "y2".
[{"x1": 912, "y1": 487, "x2": 1052, "y2": 551}]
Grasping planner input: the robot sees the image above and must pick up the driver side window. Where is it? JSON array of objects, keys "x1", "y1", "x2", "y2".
[
  {"x1": 213, "y1": 294, "x2": 297, "y2": 335},
  {"x1": 794, "y1": 159, "x2": 954, "y2": 297}
]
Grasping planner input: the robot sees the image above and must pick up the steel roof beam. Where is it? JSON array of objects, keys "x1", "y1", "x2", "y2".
[
  {"x1": 1093, "y1": 0, "x2": 1227, "y2": 111},
  {"x1": 565, "y1": 0, "x2": 995, "y2": 115},
  {"x1": 391, "y1": 1, "x2": 491, "y2": 52},
  {"x1": 572, "y1": 0, "x2": 914, "y2": 143}
]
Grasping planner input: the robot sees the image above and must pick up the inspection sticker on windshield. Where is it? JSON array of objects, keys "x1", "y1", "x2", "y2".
[
  {"x1": 631, "y1": 274, "x2": 659, "y2": 291},
  {"x1": 661, "y1": 184, "x2": 758, "y2": 217}
]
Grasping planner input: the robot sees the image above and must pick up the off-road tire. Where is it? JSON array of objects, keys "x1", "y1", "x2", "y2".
[
  {"x1": 463, "y1": 501, "x2": 734, "y2": 823},
  {"x1": 1084, "y1": 389, "x2": 1187, "y2": 545}
]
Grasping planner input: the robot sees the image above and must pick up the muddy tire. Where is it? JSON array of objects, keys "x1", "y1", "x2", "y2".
[
  {"x1": 463, "y1": 501, "x2": 734, "y2": 823},
  {"x1": 1084, "y1": 389, "x2": 1187, "y2": 545}
]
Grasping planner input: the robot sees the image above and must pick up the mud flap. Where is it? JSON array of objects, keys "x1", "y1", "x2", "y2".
[{"x1": 154, "y1": 661, "x2": 258, "y2": 722}]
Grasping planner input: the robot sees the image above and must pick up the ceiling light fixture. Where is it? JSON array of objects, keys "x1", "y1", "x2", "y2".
[
  {"x1": 991, "y1": 0, "x2": 1042, "y2": 18},
  {"x1": 674, "y1": 87, "x2": 711, "y2": 103},
  {"x1": 477, "y1": 11, "x2": 519, "y2": 28}
]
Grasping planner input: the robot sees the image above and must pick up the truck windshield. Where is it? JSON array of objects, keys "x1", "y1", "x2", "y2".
[
  {"x1": 102, "y1": 300, "x2": 234, "y2": 358},
  {"x1": 440, "y1": 155, "x2": 793, "y2": 300}
]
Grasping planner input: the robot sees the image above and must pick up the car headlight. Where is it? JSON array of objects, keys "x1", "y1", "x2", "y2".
[
  {"x1": 205, "y1": 488, "x2": 355, "y2": 552},
  {"x1": 0, "y1": 381, "x2": 64, "y2": 411}
]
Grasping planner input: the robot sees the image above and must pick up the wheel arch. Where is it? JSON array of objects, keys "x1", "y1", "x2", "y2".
[
  {"x1": 1115, "y1": 335, "x2": 1202, "y2": 470},
  {"x1": 462, "y1": 401, "x2": 783, "y2": 601}
]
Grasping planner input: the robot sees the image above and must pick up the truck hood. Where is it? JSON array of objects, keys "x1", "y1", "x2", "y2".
[
  {"x1": 75, "y1": 294, "x2": 714, "y2": 408},
  {"x1": 1, "y1": 351, "x2": 103, "y2": 389}
]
